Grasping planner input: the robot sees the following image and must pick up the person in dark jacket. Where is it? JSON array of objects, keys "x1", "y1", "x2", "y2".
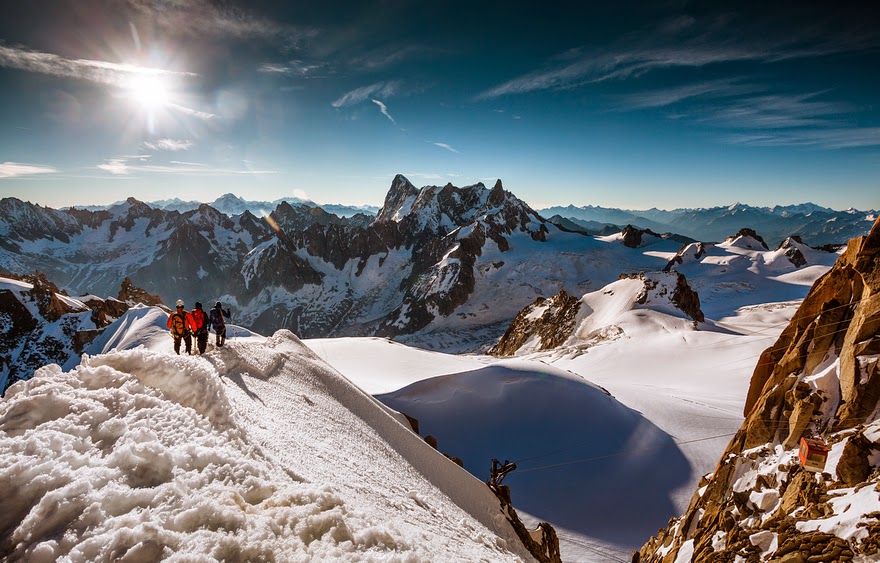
[
  {"x1": 191, "y1": 301, "x2": 209, "y2": 354},
  {"x1": 167, "y1": 299, "x2": 196, "y2": 354},
  {"x1": 209, "y1": 301, "x2": 232, "y2": 347}
]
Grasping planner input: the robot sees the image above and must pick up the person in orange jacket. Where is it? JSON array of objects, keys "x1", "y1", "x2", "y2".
[{"x1": 167, "y1": 299, "x2": 196, "y2": 354}]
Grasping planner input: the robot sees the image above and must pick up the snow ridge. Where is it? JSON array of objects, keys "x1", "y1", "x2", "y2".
[{"x1": 0, "y1": 324, "x2": 529, "y2": 561}]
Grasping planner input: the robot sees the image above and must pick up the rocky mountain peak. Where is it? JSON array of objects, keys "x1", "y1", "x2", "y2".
[
  {"x1": 725, "y1": 227, "x2": 770, "y2": 250},
  {"x1": 375, "y1": 174, "x2": 419, "y2": 222},
  {"x1": 488, "y1": 179, "x2": 505, "y2": 207},
  {"x1": 664, "y1": 242, "x2": 709, "y2": 271},
  {"x1": 775, "y1": 236, "x2": 809, "y2": 268}
]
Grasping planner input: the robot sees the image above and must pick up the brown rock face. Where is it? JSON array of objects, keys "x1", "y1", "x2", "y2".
[
  {"x1": 637, "y1": 217, "x2": 880, "y2": 563},
  {"x1": 490, "y1": 289, "x2": 581, "y2": 356},
  {"x1": 671, "y1": 272, "x2": 704, "y2": 323},
  {"x1": 117, "y1": 277, "x2": 164, "y2": 308},
  {"x1": 30, "y1": 271, "x2": 76, "y2": 322},
  {"x1": 744, "y1": 218, "x2": 880, "y2": 430},
  {"x1": 622, "y1": 224, "x2": 645, "y2": 248},
  {"x1": 729, "y1": 227, "x2": 770, "y2": 249}
]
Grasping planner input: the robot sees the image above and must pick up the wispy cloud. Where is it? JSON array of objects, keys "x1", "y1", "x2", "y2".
[
  {"x1": 724, "y1": 127, "x2": 880, "y2": 149},
  {"x1": 0, "y1": 162, "x2": 58, "y2": 179},
  {"x1": 97, "y1": 159, "x2": 130, "y2": 175},
  {"x1": 332, "y1": 81, "x2": 401, "y2": 108},
  {"x1": 618, "y1": 79, "x2": 764, "y2": 110},
  {"x1": 349, "y1": 45, "x2": 434, "y2": 70},
  {"x1": 143, "y1": 139, "x2": 194, "y2": 151},
  {"x1": 258, "y1": 59, "x2": 330, "y2": 77},
  {"x1": 0, "y1": 45, "x2": 195, "y2": 88},
  {"x1": 432, "y1": 142, "x2": 459, "y2": 153},
  {"x1": 477, "y1": 15, "x2": 880, "y2": 99},
  {"x1": 371, "y1": 99, "x2": 397, "y2": 125},
  {"x1": 124, "y1": 0, "x2": 315, "y2": 42},
  {"x1": 699, "y1": 92, "x2": 851, "y2": 129},
  {"x1": 167, "y1": 103, "x2": 218, "y2": 121},
  {"x1": 97, "y1": 158, "x2": 275, "y2": 176}
]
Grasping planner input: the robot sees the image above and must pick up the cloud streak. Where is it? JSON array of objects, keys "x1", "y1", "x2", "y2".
[
  {"x1": 258, "y1": 60, "x2": 330, "y2": 77},
  {"x1": 167, "y1": 103, "x2": 218, "y2": 121},
  {"x1": 143, "y1": 139, "x2": 194, "y2": 151},
  {"x1": 617, "y1": 79, "x2": 765, "y2": 110},
  {"x1": 432, "y1": 142, "x2": 459, "y2": 153},
  {"x1": 124, "y1": 0, "x2": 315, "y2": 42},
  {"x1": 698, "y1": 92, "x2": 851, "y2": 130},
  {"x1": 97, "y1": 158, "x2": 275, "y2": 176},
  {"x1": 371, "y1": 99, "x2": 397, "y2": 126},
  {"x1": 723, "y1": 127, "x2": 880, "y2": 149},
  {"x1": 0, "y1": 162, "x2": 58, "y2": 179},
  {"x1": 332, "y1": 81, "x2": 401, "y2": 108},
  {"x1": 477, "y1": 15, "x2": 880, "y2": 99},
  {"x1": 0, "y1": 45, "x2": 195, "y2": 89}
]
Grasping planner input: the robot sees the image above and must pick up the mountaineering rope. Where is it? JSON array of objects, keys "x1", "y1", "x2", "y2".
[{"x1": 689, "y1": 293, "x2": 878, "y2": 351}]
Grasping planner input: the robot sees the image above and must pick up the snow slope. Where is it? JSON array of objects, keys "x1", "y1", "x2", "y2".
[
  {"x1": 0, "y1": 307, "x2": 530, "y2": 561},
  {"x1": 306, "y1": 294, "x2": 824, "y2": 561}
]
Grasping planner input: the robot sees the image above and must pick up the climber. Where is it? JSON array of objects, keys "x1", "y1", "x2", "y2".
[
  {"x1": 191, "y1": 301, "x2": 209, "y2": 354},
  {"x1": 167, "y1": 299, "x2": 196, "y2": 355},
  {"x1": 209, "y1": 301, "x2": 232, "y2": 348}
]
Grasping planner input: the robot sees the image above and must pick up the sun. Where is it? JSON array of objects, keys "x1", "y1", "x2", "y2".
[{"x1": 126, "y1": 73, "x2": 170, "y2": 109}]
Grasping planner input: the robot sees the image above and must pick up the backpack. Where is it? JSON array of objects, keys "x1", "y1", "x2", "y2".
[
  {"x1": 169, "y1": 311, "x2": 188, "y2": 337},
  {"x1": 192, "y1": 309, "x2": 208, "y2": 335},
  {"x1": 209, "y1": 307, "x2": 226, "y2": 329}
]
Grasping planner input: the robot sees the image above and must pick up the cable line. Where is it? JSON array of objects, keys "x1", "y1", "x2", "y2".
[{"x1": 516, "y1": 432, "x2": 738, "y2": 474}]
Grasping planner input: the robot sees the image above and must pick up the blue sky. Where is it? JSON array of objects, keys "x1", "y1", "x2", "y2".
[{"x1": 1, "y1": 0, "x2": 878, "y2": 211}]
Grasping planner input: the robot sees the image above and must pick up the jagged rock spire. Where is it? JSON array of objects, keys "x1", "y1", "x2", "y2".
[{"x1": 375, "y1": 174, "x2": 418, "y2": 222}]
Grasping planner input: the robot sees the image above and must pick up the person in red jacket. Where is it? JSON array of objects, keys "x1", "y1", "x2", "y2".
[
  {"x1": 190, "y1": 301, "x2": 209, "y2": 354},
  {"x1": 167, "y1": 299, "x2": 196, "y2": 355}
]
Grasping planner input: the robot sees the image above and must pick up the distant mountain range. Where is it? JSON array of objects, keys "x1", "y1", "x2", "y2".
[
  {"x1": 73, "y1": 194, "x2": 380, "y2": 219},
  {"x1": 539, "y1": 202, "x2": 877, "y2": 247},
  {"x1": 69, "y1": 195, "x2": 876, "y2": 249}
]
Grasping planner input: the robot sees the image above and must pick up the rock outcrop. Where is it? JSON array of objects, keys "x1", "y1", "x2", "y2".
[
  {"x1": 117, "y1": 277, "x2": 165, "y2": 309},
  {"x1": 725, "y1": 227, "x2": 770, "y2": 250},
  {"x1": 490, "y1": 289, "x2": 582, "y2": 356},
  {"x1": 636, "y1": 216, "x2": 880, "y2": 562},
  {"x1": 0, "y1": 273, "x2": 133, "y2": 393},
  {"x1": 776, "y1": 236, "x2": 808, "y2": 268}
]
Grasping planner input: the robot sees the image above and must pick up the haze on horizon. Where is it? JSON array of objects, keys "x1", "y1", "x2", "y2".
[{"x1": 1, "y1": 0, "x2": 879, "y2": 212}]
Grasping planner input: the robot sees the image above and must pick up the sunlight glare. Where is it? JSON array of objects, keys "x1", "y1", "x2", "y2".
[{"x1": 127, "y1": 73, "x2": 170, "y2": 109}]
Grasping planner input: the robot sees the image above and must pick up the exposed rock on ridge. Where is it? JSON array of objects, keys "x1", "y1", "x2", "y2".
[
  {"x1": 0, "y1": 274, "x2": 154, "y2": 392},
  {"x1": 491, "y1": 271, "x2": 703, "y2": 356},
  {"x1": 490, "y1": 289, "x2": 582, "y2": 356}
]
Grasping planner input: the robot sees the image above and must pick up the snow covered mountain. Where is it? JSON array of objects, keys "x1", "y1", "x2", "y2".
[
  {"x1": 0, "y1": 274, "x2": 164, "y2": 392},
  {"x1": 72, "y1": 194, "x2": 379, "y2": 219},
  {"x1": 0, "y1": 176, "x2": 862, "y2": 357},
  {"x1": 0, "y1": 309, "x2": 541, "y2": 561},
  {"x1": 541, "y1": 202, "x2": 877, "y2": 247},
  {"x1": 492, "y1": 228, "x2": 841, "y2": 359}
]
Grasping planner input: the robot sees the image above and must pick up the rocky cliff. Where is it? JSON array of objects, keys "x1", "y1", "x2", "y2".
[
  {"x1": 0, "y1": 274, "x2": 158, "y2": 392},
  {"x1": 636, "y1": 217, "x2": 880, "y2": 562}
]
